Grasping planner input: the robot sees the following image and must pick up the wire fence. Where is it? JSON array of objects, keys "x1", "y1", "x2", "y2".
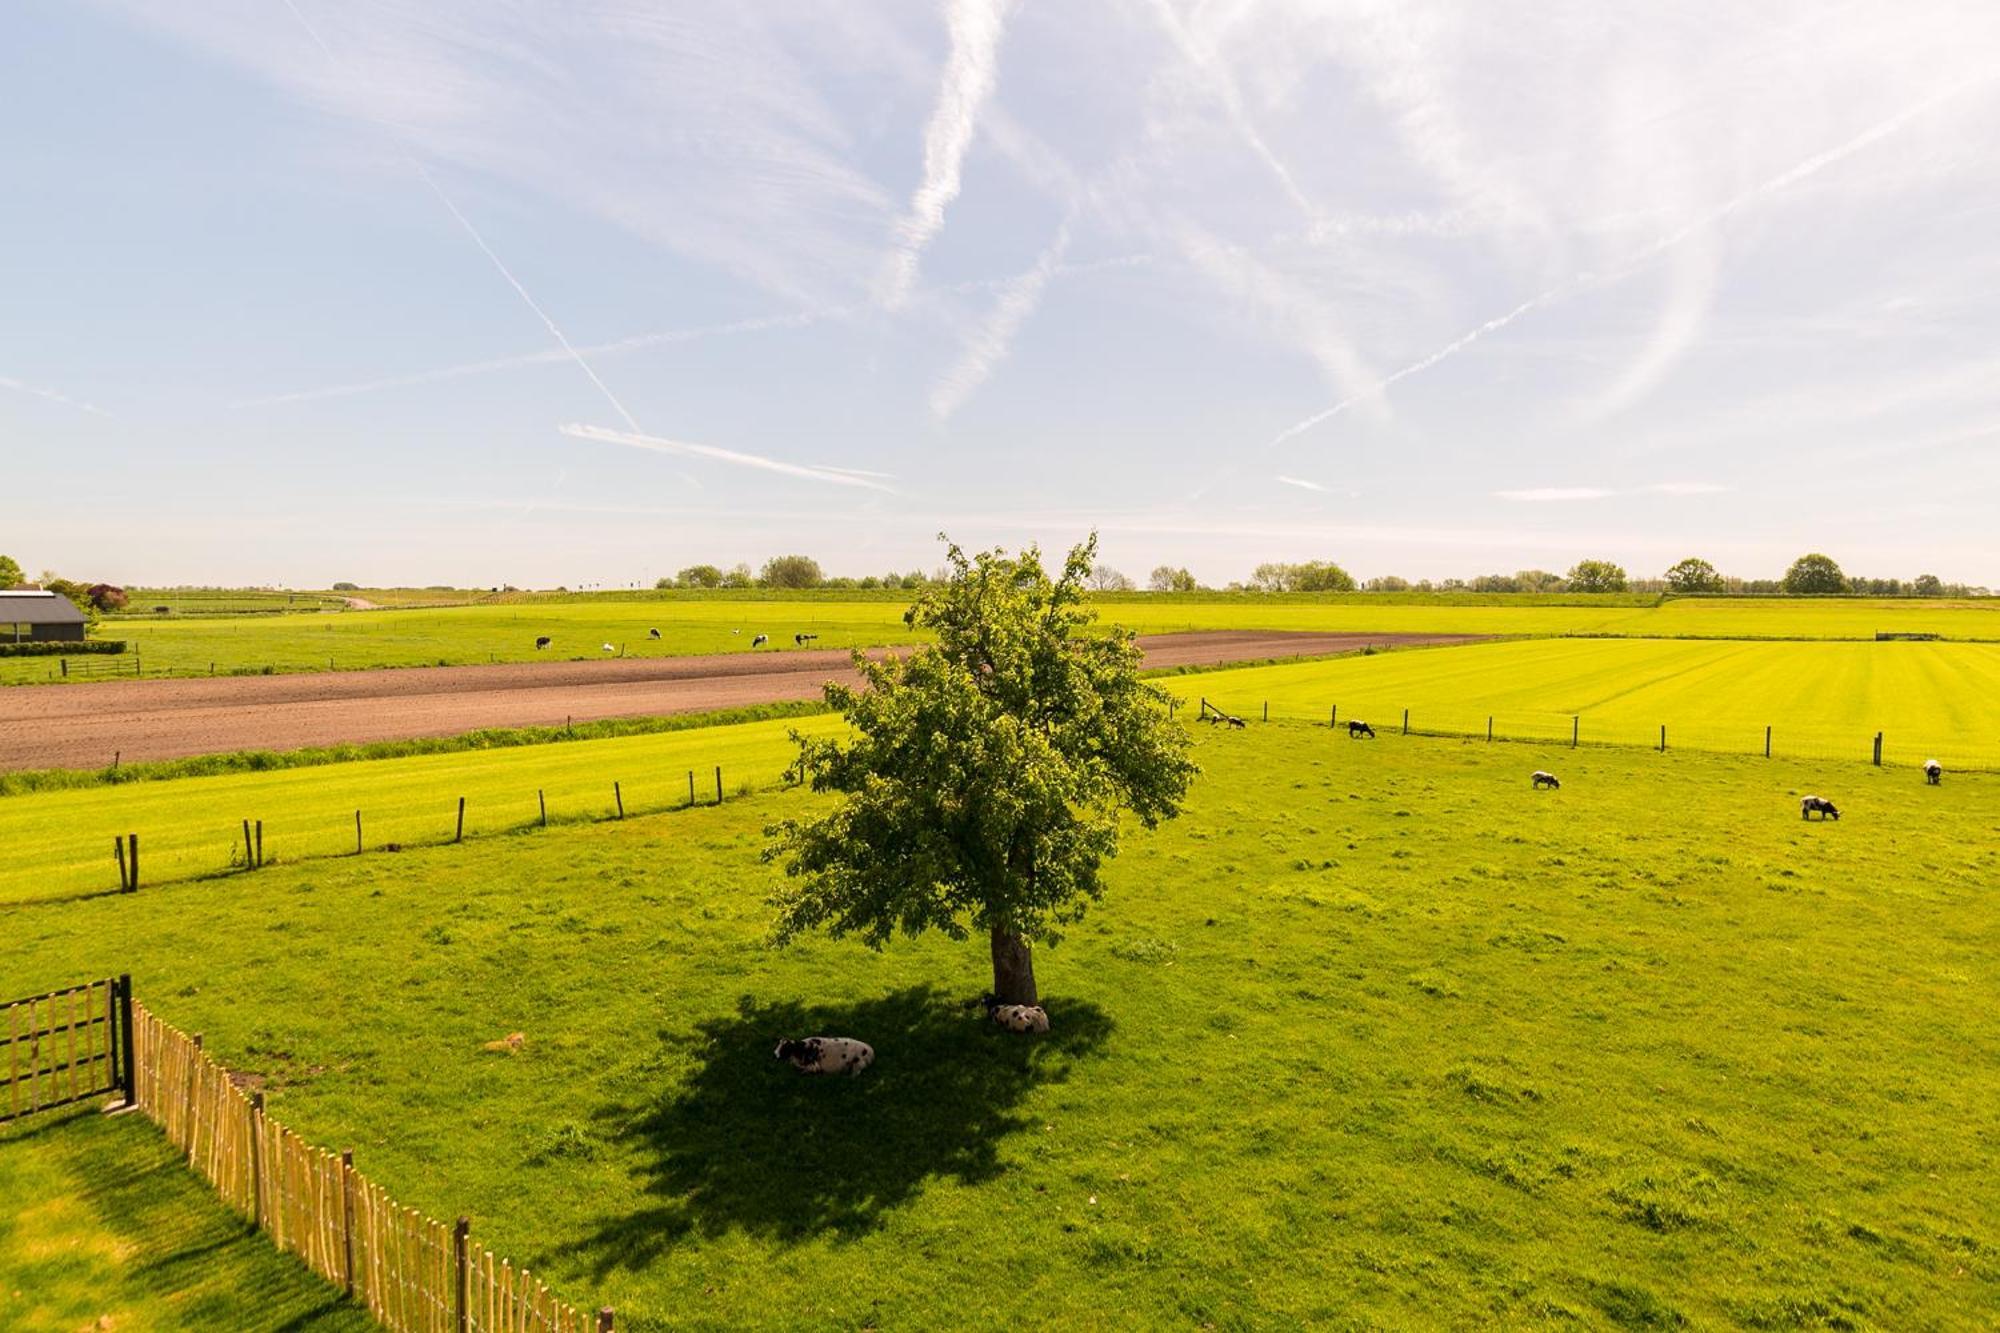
[
  {"x1": 1175, "y1": 695, "x2": 2000, "y2": 773},
  {"x1": 133, "y1": 1001, "x2": 608, "y2": 1332}
]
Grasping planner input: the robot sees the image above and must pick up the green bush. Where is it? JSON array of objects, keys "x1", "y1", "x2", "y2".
[{"x1": 0, "y1": 639, "x2": 127, "y2": 658}]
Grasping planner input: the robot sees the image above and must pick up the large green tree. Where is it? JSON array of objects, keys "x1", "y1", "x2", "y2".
[
  {"x1": 1663, "y1": 557, "x2": 1725, "y2": 593},
  {"x1": 759, "y1": 554, "x2": 824, "y2": 589},
  {"x1": 0, "y1": 554, "x2": 21, "y2": 589},
  {"x1": 1148, "y1": 565, "x2": 1199, "y2": 593},
  {"x1": 1783, "y1": 553, "x2": 1847, "y2": 595},
  {"x1": 1565, "y1": 559, "x2": 1629, "y2": 593},
  {"x1": 765, "y1": 536, "x2": 1197, "y2": 1009},
  {"x1": 676, "y1": 564, "x2": 724, "y2": 589}
]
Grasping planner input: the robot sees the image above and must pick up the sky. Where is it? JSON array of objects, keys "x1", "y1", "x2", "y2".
[{"x1": 3, "y1": 0, "x2": 1998, "y2": 589}]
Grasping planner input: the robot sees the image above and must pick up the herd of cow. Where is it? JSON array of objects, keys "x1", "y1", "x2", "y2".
[{"x1": 528, "y1": 630, "x2": 823, "y2": 653}]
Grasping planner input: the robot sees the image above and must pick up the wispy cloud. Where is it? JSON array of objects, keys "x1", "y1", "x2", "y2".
[
  {"x1": 930, "y1": 222, "x2": 1070, "y2": 419},
  {"x1": 1275, "y1": 475, "x2": 1328, "y2": 492},
  {"x1": 560, "y1": 423, "x2": 897, "y2": 493},
  {"x1": 0, "y1": 376, "x2": 114, "y2": 419},
  {"x1": 1495, "y1": 482, "x2": 1728, "y2": 502},
  {"x1": 881, "y1": 0, "x2": 1014, "y2": 308}
]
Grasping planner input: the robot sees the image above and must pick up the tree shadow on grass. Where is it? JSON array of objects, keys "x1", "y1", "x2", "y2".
[{"x1": 575, "y1": 985, "x2": 1111, "y2": 1271}]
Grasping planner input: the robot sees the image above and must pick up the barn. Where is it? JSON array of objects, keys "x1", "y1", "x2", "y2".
[{"x1": 0, "y1": 590, "x2": 88, "y2": 643}]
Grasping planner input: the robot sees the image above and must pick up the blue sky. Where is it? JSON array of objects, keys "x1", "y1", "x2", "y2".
[{"x1": 4, "y1": 1, "x2": 1997, "y2": 588}]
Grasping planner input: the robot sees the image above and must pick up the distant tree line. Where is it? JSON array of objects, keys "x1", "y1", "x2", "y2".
[{"x1": 644, "y1": 550, "x2": 1987, "y2": 598}]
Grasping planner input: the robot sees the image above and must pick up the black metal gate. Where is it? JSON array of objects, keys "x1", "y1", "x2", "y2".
[{"x1": 1, "y1": 974, "x2": 134, "y2": 1123}]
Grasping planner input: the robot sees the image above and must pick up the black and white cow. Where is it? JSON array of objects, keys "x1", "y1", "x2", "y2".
[
  {"x1": 648, "y1": 628, "x2": 662, "y2": 639},
  {"x1": 1532, "y1": 770, "x2": 1561, "y2": 790},
  {"x1": 1924, "y1": 759, "x2": 1943, "y2": 786},
  {"x1": 774, "y1": 1036, "x2": 874, "y2": 1076},
  {"x1": 794, "y1": 632, "x2": 820, "y2": 646},
  {"x1": 1347, "y1": 720, "x2": 1377, "y2": 739},
  {"x1": 751, "y1": 634, "x2": 769, "y2": 648},
  {"x1": 534, "y1": 636, "x2": 552, "y2": 650},
  {"x1": 1205, "y1": 711, "x2": 1245, "y2": 728},
  {"x1": 979, "y1": 994, "x2": 1050, "y2": 1033},
  {"x1": 1800, "y1": 795, "x2": 1840, "y2": 821}
]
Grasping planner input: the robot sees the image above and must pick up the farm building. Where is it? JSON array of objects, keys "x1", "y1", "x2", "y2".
[{"x1": 0, "y1": 589, "x2": 87, "y2": 642}]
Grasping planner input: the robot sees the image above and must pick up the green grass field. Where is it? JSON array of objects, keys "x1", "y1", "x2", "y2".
[
  {"x1": 3, "y1": 728, "x2": 1994, "y2": 1329},
  {"x1": 0, "y1": 1108, "x2": 371, "y2": 1330},
  {"x1": 1167, "y1": 638, "x2": 2000, "y2": 769},
  {"x1": 0, "y1": 716, "x2": 839, "y2": 905},
  {"x1": 10, "y1": 593, "x2": 2000, "y2": 685}
]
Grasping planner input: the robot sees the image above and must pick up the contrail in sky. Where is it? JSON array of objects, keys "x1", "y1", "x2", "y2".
[
  {"x1": 0, "y1": 375, "x2": 114, "y2": 419},
  {"x1": 279, "y1": 0, "x2": 645, "y2": 434},
  {"x1": 881, "y1": 0, "x2": 1014, "y2": 308},
  {"x1": 561, "y1": 424, "x2": 899, "y2": 493},
  {"x1": 1264, "y1": 79, "x2": 1988, "y2": 451}
]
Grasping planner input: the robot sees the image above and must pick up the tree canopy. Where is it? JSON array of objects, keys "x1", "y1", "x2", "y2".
[
  {"x1": 764, "y1": 535, "x2": 1197, "y2": 1007},
  {"x1": 1783, "y1": 553, "x2": 1847, "y2": 595},
  {"x1": 1664, "y1": 557, "x2": 1726, "y2": 593},
  {"x1": 0, "y1": 554, "x2": 22, "y2": 589},
  {"x1": 1148, "y1": 565, "x2": 1199, "y2": 593},
  {"x1": 759, "y1": 554, "x2": 824, "y2": 589},
  {"x1": 1564, "y1": 559, "x2": 1629, "y2": 593}
]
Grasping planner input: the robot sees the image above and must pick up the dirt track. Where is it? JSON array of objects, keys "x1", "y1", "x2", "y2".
[{"x1": 0, "y1": 632, "x2": 1484, "y2": 771}]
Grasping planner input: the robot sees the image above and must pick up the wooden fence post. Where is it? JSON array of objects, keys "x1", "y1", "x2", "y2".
[
  {"x1": 249, "y1": 1092, "x2": 266, "y2": 1231},
  {"x1": 1401, "y1": 708, "x2": 1410, "y2": 736},
  {"x1": 1764, "y1": 725, "x2": 1772, "y2": 759},
  {"x1": 116, "y1": 974, "x2": 136, "y2": 1106},
  {"x1": 1660, "y1": 724, "x2": 1667, "y2": 753},
  {"x1": 128, "y1": 834, "x2": 138, "y2": 891},
  {"x1": 255, "y1": 820, "x2": 264, "y2": 869},
  {"x1": 688, "y1": 770, "x2": 695, "y2": 808},
  {"x1": 1329, "y1": 705, "x2": 1336, "y2": 728},
  {"x1": 539, "y1": 790, "x2": 548, "y2": 828},
  {"x1": 715, "y1": 766, "x2": 723, "y2": 806},
  {"x1": 115, "y1": 836, "x2": 128, "y2": 892},
  {"x1": 184, "y1": 1034, "x2": 202, "y2": 1160},
  {"x1": 1873, "y1": 731, "x2": 1883, "y2": 766},
  {"x1": 1262, "y1": 701, "x2": 1268, "y2": 722},
  {"x1": 453, "y1": 1216, "x2": 470, "y2": 1333},
  {"x1": 1487, "y1": 717, "x2": 1493, "y2": 743},
  {"x1": 340, "y1": 1149, "x2": 356, "y2": 1299},
  {"x1": 1571, "y1": 717, "x2": 1579, "y2": 749},
  {"x1": 455, "y1": 797, "x2": 466, "y2": 843},
  {"x1": 355, "y1": 810, "x2": 363, "y2": 854},
  {"x1": 614, "y1": 782, "x2": 625, "y2": 819},
  {"x1": 597, "y1": 1308, "x2": 615, "y2": 1332},
  {"x1": 242, "y1": 819, "x2": 254, "y2": 870}
]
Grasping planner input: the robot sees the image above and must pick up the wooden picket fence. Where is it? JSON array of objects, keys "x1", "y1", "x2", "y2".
[{"x1": 131, "y1": 1001, "x2": 608, "y2": 1332}]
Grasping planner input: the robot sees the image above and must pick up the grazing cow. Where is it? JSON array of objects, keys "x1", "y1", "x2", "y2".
[
  {"x1": 1800, "y1": 795, "x2": 1840, "y2": 821},
  {"x1": 751, "y1": 634, "x2": 769, "y2": 648},
  {"x1": 534, "y1": 636, "x2": 551, "y2": 650},
  {"x1": 1532, "y1": 770, "x2": 1561, "y2": 790},
  {"x1": 1924, "y1": 759, "x2": 1943, "y2": 786},
  {"x1": 980, "y1": 994, "x2": 1050, "y2": 1034},
  {"x1": 774, "y1": 1037, "x2": 874, "y2": 1076},
  {"x1": 794, "y1": 632, "x2": 820, "y2": 646},
  {"x1": 1204, "y1": 711, "x2": 1245, "y2": 728},
  {"x1": 648, "y1": 628, "x2": 661, "y2": 640},
  {"x1": 1347, "y1": 720, "x2": 1377, "y2": 739}
]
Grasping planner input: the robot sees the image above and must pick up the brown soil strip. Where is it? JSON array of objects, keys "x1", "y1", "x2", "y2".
[{"x1": 0, "y1": 631, "x2": 1485, "y2": 772}]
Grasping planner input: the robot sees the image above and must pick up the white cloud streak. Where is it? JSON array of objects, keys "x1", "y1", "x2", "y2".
[
  {"x1": 1275, "y1": 475, "x2": 1327, "y2": 492},
  {"x1": 930, "y1": 222, "x2": 1070, "y2": 419},
  {"x1": 881, "y1": 0, "x2": 1014, "y2": 308},
  {"x1": 0, "y1": 376, "x2": 114, "y2": 419},
  {"x1": 559, "y1": 423, "x2": 897, "y2": 493},
  {"x1": 1495, "y1": 482, "x2": 1729, "y2": 502}
]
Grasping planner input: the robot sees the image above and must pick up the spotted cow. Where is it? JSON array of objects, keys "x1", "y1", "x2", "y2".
[{"x1": 774, "y1": 1037, "x2": 875, "y2": 1076}]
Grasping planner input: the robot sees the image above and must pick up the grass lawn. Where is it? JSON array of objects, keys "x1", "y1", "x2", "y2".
[
  {"x1": 13, "y1": 593, "x2": 2000, "y2": 685},
  {"x1": 1167, "y1": 638, "x2": 2000, "y2": 769},
  {"x1": 3, "y1": 727, "x2": 1994, "y2": 1329},
  {"x1": 0, "y1": 1107, "x2": 371, "y2": 1331}
]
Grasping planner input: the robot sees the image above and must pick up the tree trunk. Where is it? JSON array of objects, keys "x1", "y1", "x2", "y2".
[{"x1": 989, "y1": 924, "x2": 1038, "y2": 1007}]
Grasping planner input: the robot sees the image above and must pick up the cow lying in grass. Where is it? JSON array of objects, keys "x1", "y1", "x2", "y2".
[
  {"x1": 774, "y1": 1037, "x2": 874, "y2": 1075},
  {"x1": 978, "y1": 993, "x2": 1050, "y2": 1033},
  {"x1": 1924, "y1": 759, "x2": 1942, "y2": 785},
  {"x1": 1347, "y1": 720, "x2": 1376, "y2": 739},
  {"x1": 1204, "y1": 711, "x2": 1245, "y2": 729},
  {"x1": 1800, "y1": 796, "x2": 1840, "y2": 821},
  {"x1": 1532, "y1": 770, "x2": 1560, "y2": 789}
]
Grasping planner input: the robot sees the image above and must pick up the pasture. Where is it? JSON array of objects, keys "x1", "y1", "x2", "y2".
[
  {"x1": 4, "y1": 728, "x2": 1994, "y2": 1329},
  {"x1": 10, "y1": 593, "x2": 2000, "y2": 685},
  {"x1": 1168, "y1": 638, "x2": 2000, "y2": 770}
]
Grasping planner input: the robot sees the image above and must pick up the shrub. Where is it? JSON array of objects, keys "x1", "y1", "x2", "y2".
[{"x1": 0, "y1": 639, "x2": 127, "y2": 657}]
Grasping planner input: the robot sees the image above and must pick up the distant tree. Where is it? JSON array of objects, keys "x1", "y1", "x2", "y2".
[
  {"x1": 1470, "y1": 574, "x2": 1519, "y2": 593},
  {"x1": 1783, "y1": 553, "x2": 1847, "y2": 595},
  {"x1": 898, "y1": 571, "x2": 930, "y2": 590},
  {"x1": 1364, "y1": 576, "x2": 1410, "y2": 592},
  {"x1": 1249, "y1": 562, "x2": 1294, "y2": 592},
  {"x1": 1087, "y1": 563, "x2": 1135, "y2": 592},
  {"x1": 653, "y1": 575, "x2": 675, "y2": 590},
  {"x1": 0, "y1": 555, "x2": 21, "y2": 589},
  {"x1": 1565, "y1": 559, "x2": 1629, "y2": 593},
  {"x1": 332, "y1": 581, "x2": 360, "y2": 592},
  {"x1": 766, "y1": 536, "x2": 1195, "y2": 1008},
  {"x1": 1515, "y1": 569, "x2": 1564, "y2": 593},
  {"x1": 84, "y1": 584, "x2": 127, "y2": 612},
  {"x1": 1290, "y1": 561, "x2": 1356, "y2": 593},
  {"x1": 1439, "y1": 578, "x2": 1467, "y2": 591},
  {"x1": 760, "y1": 554, "x2": 825, "y2": 589},
  {"x1": 1663, "y1": 557, "x2": 1726, "y2": 594},
  {"x1": 677, "y1": 564, "x2": 725, "y2": 589},
  {"x1": 721, "y1": 563, "x2": 755, "y2": 589},
  {"x1": 36, "y1": 574, "x2": 101, "y2": 627},
  {"x1": 1148, "y1": 565, "x2": 1199, "y2": 593},
  {"x1": 1912, "y1": 573, "x2": 1944, "y2": 598}
]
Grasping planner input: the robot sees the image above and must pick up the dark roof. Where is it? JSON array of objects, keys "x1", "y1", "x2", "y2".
[{"x1": 0, "y1": 590, "x2": 87, "y2": 624}]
